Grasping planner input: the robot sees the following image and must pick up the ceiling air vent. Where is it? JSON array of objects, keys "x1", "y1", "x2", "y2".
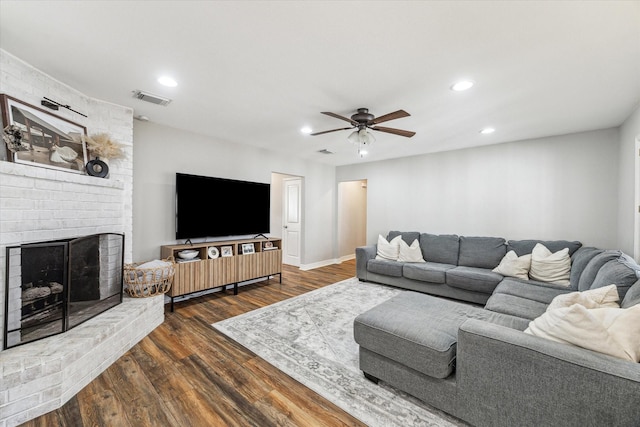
[
  {"x1": 317, "y1": 149, "x2": 334, "y2": 155},
  {"x1": 132, "y1": 90, "x2": 172, "y2": 106}
]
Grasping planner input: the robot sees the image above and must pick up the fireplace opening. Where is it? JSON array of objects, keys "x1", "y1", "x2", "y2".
[{"x1": 4, "y1": 233, "x2": 124, "y2": 349}]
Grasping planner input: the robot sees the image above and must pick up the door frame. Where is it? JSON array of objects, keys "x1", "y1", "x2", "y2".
[{"x1": 271, "y1": 173, "x2": 303, "y2": 267}]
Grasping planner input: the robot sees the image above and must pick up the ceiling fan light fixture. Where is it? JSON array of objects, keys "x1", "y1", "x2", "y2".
[
  {"x1": 300, "y1": 126, "x2": 313, "y2": 134},
  {"x1": 347, "y1": 130, "x2": 360, "y2": 144},
  {"x1": 480, "y1": 127, "x2": 495, "y2": 134},
  {"x1": 361, "y1": 129, "x2": 375, "y2": 144},
  {"x1": 311, "y1": 107, "x2": 413, "y2": 157}
]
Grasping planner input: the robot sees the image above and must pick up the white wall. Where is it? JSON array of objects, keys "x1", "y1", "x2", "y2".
[
  {"x1": 132, "y1": 120, "x2": 336, "y2": 265},
  {"x1": 618, "y1": 103, "x2": 640, "y2": 257},
  {"x1": 337, "y1": 128, "x2": 621, "y2": 251}
]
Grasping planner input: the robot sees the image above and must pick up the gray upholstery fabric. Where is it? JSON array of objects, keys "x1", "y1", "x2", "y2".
[
  {"x1": 484, "y1": 293, "x2": 548, "y2": 321},
  {"x1": 577, "y1": 250, "x2": 621, "y2": 291},
  {"x1": 445, "y1": 266, "x2": 503, "y2": 294},
  {"x1": 356, "y1": 233, "x2": 640, "y2": 426},
  {"x1": 358, "y1": 347, "x2": 459, "y2": 416},
  {"x1": 367, "y1": 259, "x2": 403, "y2": 277},
  {"x1": 420, "y1": 233, "x2": 459, "y2": 265},
  {"x1": 457, "y1": 236, "x2": 506, "y2": 269},
  {"x1": 491, "y1": 278, "x2": 570, "y2": 304},
  {"x1": 457, "y1": 319, "x2": 640, "y2": 427},
  {"x1": 354, "y1": 292, "x2": 530, "y2": 380},
  {"x1": 354, "y1": 292, "x2": 471, "y2": 379},
  {"x1": 403, "y1": 262, "x2": 455, "y2": 284},
  {"x1": 569, "y1": 247, "x2": 603, "y2": 290},
  {"x1": 387, "y1": 230, "x2": 420, "y2": 245},
  {"x1": 590, "y1": 258, "x2": 638, "y2": 299},
  {"x1": 506, "y1": 239, "x2": 582, "y2": 256},
  {"x1": 355, "y1": 245, "x2": 377, "y2": 281},
  {"x1": 622, "y1": 279, "x2": 640, "y2": 308}
]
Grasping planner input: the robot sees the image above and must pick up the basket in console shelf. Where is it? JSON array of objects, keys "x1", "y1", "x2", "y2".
[{"x1": 123, "y1": 256, "x2": 176, "y2": 297}]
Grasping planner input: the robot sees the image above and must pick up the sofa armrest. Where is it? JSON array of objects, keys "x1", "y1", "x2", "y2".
[
  {"x1": 356, "y1": 245, "x2": 377, "y2": 281},
  {"x1": 457, "y1": 318, "x2": 640, "y2": 427}
]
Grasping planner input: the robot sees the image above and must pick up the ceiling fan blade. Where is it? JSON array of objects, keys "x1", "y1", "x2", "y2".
[
  {"x1": 369, "y1": 110, "x2": 410, "y2": 125},
  {"x1": 321, "y1": 111, "x2": 357, "y2": 125},
  {"x1": 370, "y1": 126, "x2": 416, "y2": 138},
  {"x1": 310, "y1": 127, "x2": 353, "y2": 136}
]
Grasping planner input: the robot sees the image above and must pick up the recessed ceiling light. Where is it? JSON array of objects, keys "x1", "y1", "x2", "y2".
[
  {"x1": 158, "y1": 76, "x2": 177, "y2": 87},
  {"x1": 480, "y1": 127, "x2": 495, "y2": 134},
  {"x1": 300, "y1": 126, "x2": 313, "y2": 134},
  {"x1": 451, "y1": 80, "x2": 474, "y2": 91}
]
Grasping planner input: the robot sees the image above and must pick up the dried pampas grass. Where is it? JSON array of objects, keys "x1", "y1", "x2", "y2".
[{"x1": 84, "y1": 133, "x2": 125, "y2": 160}]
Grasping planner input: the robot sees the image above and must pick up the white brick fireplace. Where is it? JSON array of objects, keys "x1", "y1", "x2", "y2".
[{"x1": 0, "y1": 50, "x2": 164, "y2": 426}]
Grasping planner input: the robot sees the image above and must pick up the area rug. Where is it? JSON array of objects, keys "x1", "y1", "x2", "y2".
[{"x1": 213, "y1": 278, "x2": 466, "y2": 426}]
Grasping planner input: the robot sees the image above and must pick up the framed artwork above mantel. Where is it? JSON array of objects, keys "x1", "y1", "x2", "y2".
[{"x1": 0, "y1": 94, "x2": 88, "y2": 174}]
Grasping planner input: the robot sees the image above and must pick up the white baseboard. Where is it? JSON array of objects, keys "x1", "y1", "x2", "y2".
[{"x1": 299, "y1": 254, "x2": 354, "y2": 271}]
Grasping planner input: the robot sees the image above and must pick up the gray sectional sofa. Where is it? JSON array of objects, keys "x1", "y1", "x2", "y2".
[{"x1": 354, "y1": 231, "x2": 640, "y2": 426}]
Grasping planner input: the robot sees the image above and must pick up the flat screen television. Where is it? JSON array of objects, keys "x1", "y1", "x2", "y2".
[{"x1": 176, "y1": 173, "x2": 270, "y2": 240}]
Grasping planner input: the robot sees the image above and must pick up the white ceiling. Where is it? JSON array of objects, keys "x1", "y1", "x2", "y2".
[{"x1": 1, "y1": 1, "x2": 639, "y2": 166}]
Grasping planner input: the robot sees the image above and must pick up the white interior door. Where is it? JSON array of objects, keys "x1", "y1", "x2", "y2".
[{"x1": 282, "y1": 177, "x2": 302, "y2": 266}]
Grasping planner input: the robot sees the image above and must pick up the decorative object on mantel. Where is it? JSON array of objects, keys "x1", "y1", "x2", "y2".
[
  {"x1": 83, "y1": 132, "x2": 125, "y2": 178},
  {"x1": 123, "y1": 257, "x2": 175, "y2": 297},
  {"x1": 40, "y1": 96, "x2": 87, "y2": 117},
  {"x1": 3, "y1": 124, "x2": 29, "y2": 152},
  {"x1": 0, "y1": 94, "x2": 88, "y2": 172}
]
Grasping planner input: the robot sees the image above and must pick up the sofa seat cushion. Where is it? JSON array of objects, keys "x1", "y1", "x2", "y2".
[
  {"x1": 484, "y1": 293, "x2": 549, "y2": 321},
  {"x1": 354, "y1": 292, "x2": 478, "y2": 379},
  {"x1": 492, "y1": 278, "x2": 571, "y2": 305},
  {"x1": 367, "y1": 259, "x2": 403, "y2": 277},
  {"x1": 403, "y1": 262, "x2": 455, "y2": 284},
  {"x1": 354, "y1": 292, "x2": 530, "y2": 379},
  {"x1": 446, "y1": 266, "x2": 503, "y2": 294}
]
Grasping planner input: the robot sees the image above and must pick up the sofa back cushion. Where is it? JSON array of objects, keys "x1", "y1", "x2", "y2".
[
  {"x1": 419, "y1": 233, "x2": 459, "y2": 265},
  {"x1": 590, "y1": 257, "x2": 640, "y2": 300},
  {"x1": 387, "y1": 231, "x2": 420, "y2": 246},
  {"x1": 457, "y1": 236, "x2": 507, "y2": 269},
  {"x1": 622, "y1": 279, "x2": 640, "y2": 308},
  {"x1": 577, "y1": 250, "x2": 622, "y2": 291},
  {"x1": 569, "y1": 247, "x2": 604, "y2": 290},
  {"x1": 507, "y1": 239, "x2": 582, "y2": 257}
]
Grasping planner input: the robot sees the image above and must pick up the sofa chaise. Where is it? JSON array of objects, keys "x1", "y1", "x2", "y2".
[{"x1": 354, "y1": 231, "x2": 640, "y2": 426}]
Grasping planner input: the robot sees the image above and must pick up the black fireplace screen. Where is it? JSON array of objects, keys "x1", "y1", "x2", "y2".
[{"x1": 4, "y1": 233, "x2": 124, "y2": 349}]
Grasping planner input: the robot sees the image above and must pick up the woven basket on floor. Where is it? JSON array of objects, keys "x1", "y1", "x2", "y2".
[{"x1": 123, "y1": 256, "x2": 175, "y2": 297}]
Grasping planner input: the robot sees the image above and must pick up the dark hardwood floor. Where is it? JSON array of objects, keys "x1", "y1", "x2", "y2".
[{"x1": 23, "y1": 259, "x2": 366, "y2": 427}]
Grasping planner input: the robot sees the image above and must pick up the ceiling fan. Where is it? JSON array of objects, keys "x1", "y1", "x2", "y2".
[{"x1": 311, "y1": 108, "x2": 416, "y2": 138}]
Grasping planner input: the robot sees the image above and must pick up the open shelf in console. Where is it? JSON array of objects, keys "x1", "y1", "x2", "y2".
[{"x1": 161, "y1": 237, "x2": 282, "y2": 310}]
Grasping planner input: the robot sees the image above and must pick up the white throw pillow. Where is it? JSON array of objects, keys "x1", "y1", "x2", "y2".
[
  {"x1": 524, "y1": 304, "x2": 640, "y2": 362},
  {"x1": 529, "y1": 243, "x2": 571, "y2": 286},
  {"x1": 546, "y1": 284, "x2": 620, "y2": 311},
  {"x1": 376, "y1": 235, "x2": 402, "y2": 261},
  {"x1": 492, "y1": 250, "x2": 531, "y2": 280},
  {"x1": 398, "y1": 239, "x2": 425, "y2": 263}
]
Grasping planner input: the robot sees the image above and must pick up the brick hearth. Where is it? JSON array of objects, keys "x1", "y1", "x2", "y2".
[{"x1": 0, "y1": 294, "x2": 164, "y2": 427}]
